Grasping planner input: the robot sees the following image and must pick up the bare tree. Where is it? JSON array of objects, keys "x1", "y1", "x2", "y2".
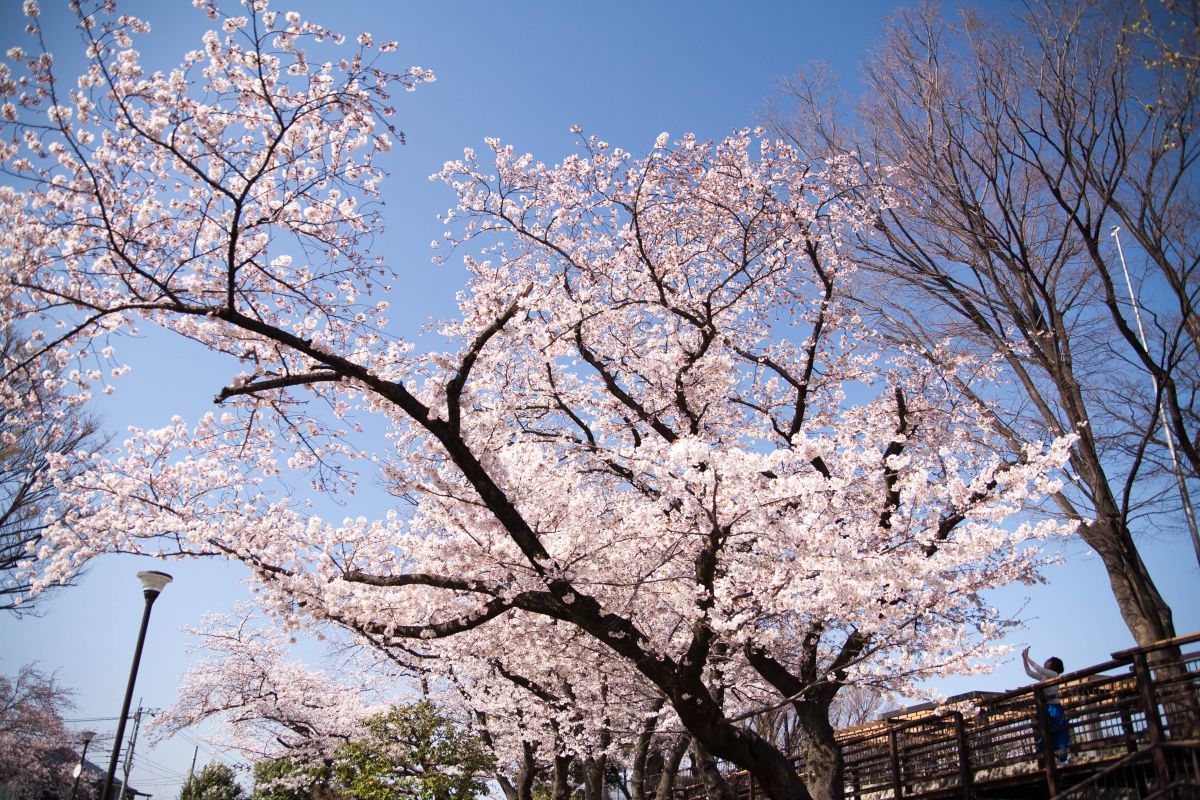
[
  {"x1": 771, "y1": 0, "x2": 1199, "y2": 648},
  {"x1": 828, "y1": 685, "x2": 888, "y2": 731},
  {"x1": 0, "y1": 330, "x2": 105, "y2": 613}
]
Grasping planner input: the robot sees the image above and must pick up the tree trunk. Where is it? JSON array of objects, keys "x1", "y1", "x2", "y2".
[
  {"x1": 686, "y1": 720, "x2": 813, "y2": 800},
  {"x1": 496, "y1": 776, "x2": 518, "y2": 800},
  {"x1": 631, "y1": 703, "x2": 664, "y2": 800},
  {"x1": 509, "y1": 742, "x2": 536, "y2": 800},
  {"x1": 1079, "y1": 510, "x2": 1176, "y2": 648},
  {"x1": 551, "y1": 755, "x2": 573, "y2": 800},
  {"x1": 632, "y1": 743, "x2": 658, "y2": 800},
  {"x1": 584, "y1": 754, "x2": 607, "y2": 800},
  {"x1": 654, "y1": 736, "x2": 693, "y2": 800},
  {"x1": 791, "y1": 703, "x2": 843, "y2": 800},
  {"x1": 691, "y1": 742, "x2": 735, "y2": 800}
]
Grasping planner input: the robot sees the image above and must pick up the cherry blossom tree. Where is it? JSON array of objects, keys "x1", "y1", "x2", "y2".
[
  {"x1": 0, "y1": 328, "x2": 105, "y2": 613},
  {"x1": 161, "y1": 609, "x2": 645, "y2": 800},
  {"x1": 427, "y1": 623, "x2": 667, "y2": 800},
  {"x1": 2, "y1": 2, "x2": 1073, "y2": 799},
  {"x1": 0, "y1": 664, "x2": 76, "y2": 799},
  {"x1": 155, "y1": 611, "x2": 385, "y2": 768}
]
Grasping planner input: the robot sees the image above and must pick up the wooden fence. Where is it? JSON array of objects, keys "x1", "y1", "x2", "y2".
[{"x1": 673, "y1": 632, "x2": 1200, "y2": 799}]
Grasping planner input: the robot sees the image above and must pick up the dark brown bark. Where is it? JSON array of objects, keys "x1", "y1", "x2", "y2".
[
  {"x1": 551, "y1": 755, "x2": 573, "y2": 800},
  {"x1": 583, "y1": 754, "x2": 607, "y2": 800},
  {"x1": 513, "y1": 742, "x2": 537, "y2": 800},
  {"x1": 653, "y1": 736, "x2": 693, "y2": 800},
  {"x1": 691, "y1": 742, "x2": 736, "y2": 800},
  {"x1": 790, "y1": 703, "x2": 842, "y2": 800},
  {"x1": 631, "y1": 701, "x2": 664, "y2": 800}
]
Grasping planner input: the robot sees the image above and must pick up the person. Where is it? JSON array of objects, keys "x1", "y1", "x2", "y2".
[{"x1": 1023, "y1": 646, "x2": 1069, "y2": 764}]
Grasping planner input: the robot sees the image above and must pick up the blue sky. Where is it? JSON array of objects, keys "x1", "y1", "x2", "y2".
[{"x1": 1, "y1": 0, "x2": 1197, "y2": 796}]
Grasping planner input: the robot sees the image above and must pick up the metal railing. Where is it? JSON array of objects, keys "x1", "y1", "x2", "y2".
[{"x1": 1051, "y1": 742, "x2": 1200, "y2": 799}]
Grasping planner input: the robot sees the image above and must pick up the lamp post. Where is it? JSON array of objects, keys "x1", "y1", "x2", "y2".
[
  {"x1": 71, "y1": 730, "x2": 96, "y2": 800},
  {"x1": 100, "y1": 571, "x2": 172, "y2": 800}
]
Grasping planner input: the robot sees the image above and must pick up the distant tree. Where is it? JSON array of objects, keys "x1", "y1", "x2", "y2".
[
  {"x1": 827, "y1": 685, "x2": 888, "y2": 731},
  {"x1": 0, "y1": 331, "x2": 105, "y2": 613},
  {"x1": 333, "y1": 703, "x2": 493, "y2": 800},
  {"x1": 156, "y1": 611, "x2": 381, "y2": 767},
  {"x1": 180, "y1": 763, "x2": 245, "y2": 800},
  {"x1": 0, "y1": 664, "x2": 76, "y2": 799}
]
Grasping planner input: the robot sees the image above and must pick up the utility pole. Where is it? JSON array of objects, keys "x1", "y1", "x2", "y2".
[
  {"x1": 117, "y1": 703, "x2": 144, "y2": 800},
  {"x1": 185, "y1": 745, "x2": 199, "y2": 795}
]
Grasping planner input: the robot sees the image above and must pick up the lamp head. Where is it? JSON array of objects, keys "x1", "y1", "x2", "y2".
[
  {"x1": 81, "y1": 730, "x2": 95, "y2": 744},
  {"x1": 137, "y1": 570, "x2": 173, "y2": 599}
]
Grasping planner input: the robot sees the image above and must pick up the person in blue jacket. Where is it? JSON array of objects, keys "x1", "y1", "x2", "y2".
[{"x1": 1024, "y1": 646, "x2": 1069, "y2": 764}]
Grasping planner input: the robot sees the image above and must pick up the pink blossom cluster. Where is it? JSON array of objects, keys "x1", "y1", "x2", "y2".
[{"x1": 153, "y1": 609, "x2": 383, "y2": 767}]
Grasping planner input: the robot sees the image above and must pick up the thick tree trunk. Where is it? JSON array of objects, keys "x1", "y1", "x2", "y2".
[
  {"x1": 512, "y1": 742, "x2": 537, "y2": 800},
  {"x1": 691, "y1": 742, "x2": 735, "y2": 800},
  {"x1": 791, "y1": 704, "x2": 843, "y2": 800},
  {"x1": 653, "y1": 736, "x2": 693, "y2": 800},
  {"x1": 583, "y1": 754, "x2": 607, "y2": 800},
  {"x1": 1079, "y1": 513, "x2": 1176, "y2": 648},
  {"x1": 551, "y1": 755, "x2": 573, "y2": 800},
  {"x1": 631, "y1": 745, "x2": 656, "y2": 800},
  {"x1": 631, "y1": 702, "x2": 664, "y2": 800},
  {"x1": 681, "y1": 717, "x2": 813, "y2": 800}
]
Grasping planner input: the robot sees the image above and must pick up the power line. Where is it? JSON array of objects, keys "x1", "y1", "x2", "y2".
[{"x1": 134, "y1": 758, "x2": 188, "y2": 780}]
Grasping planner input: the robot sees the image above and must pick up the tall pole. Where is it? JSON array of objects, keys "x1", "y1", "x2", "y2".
[
  {"x1": 117, "y1": 703, "x2": 144, "y2": 800},
  {"x1": 1110, "y1": 227, "x2": 1200, "y2": 567},
  {"x1": 186, "y1": 746, "x2": 199, "y2": 787},
  {"x1": 100, "y1": 571, "x2": 172, "y2": 800}
]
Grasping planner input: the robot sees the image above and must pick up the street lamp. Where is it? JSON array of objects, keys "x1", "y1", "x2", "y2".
[
  {"x1": 71, "y1": 730, "x2": 96, "y2": 800},
  {"x1": 100, "y1": 571, "x2": 172, "y2": 800}
]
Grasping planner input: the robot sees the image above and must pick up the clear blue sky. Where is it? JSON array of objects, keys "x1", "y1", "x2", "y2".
[{"x1": 2, "y1": 0, "x2": 1197, "y2": 797}]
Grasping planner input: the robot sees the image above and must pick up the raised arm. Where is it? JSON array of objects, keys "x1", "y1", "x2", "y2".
[{"x1": 1023, "y1": 647, "x2": 1054, "y2": 681}]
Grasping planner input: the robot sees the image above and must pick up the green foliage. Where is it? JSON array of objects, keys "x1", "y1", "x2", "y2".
[
  {"x1": 180, "y1": 763, "x2": 245, "y2": 800},
  {"x1": 332, "y1": 702, "x2": 494, "y2": 800}
]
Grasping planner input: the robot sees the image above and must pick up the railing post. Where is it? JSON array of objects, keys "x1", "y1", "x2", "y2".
[
  {"x1": 888, "y1": 727, "x2": 903, "y2": 799},
  {"x1": 1134, "y1": 650, "x2": 1166, "y2": 746},
  {"x1": 1119, "y1": 701, "x2": 1138, "y2": 754},
  {"x1": 1033, "y1": 686, "x2": 1060, "y2": 796},
  {"x1": 1133, "y1": 650, "x2": 1173, "y2": 790},
  {"x1": 951, "y1": 711, "x2": 973, "y2": 798}
]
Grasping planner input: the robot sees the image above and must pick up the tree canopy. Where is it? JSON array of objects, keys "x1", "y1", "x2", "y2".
[
  {"x1": 333, "y1": 703, "x2": 493, "y2": 800},
  {"x1": 0, "y1": 3, "x2": 1099, "y2": 800},
  {"x1": 0, "y1": 664, "x2": 77, "y2": 800},
  {"x1": 181, "y1": 763, "x2": 245, "y2": 800}
]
